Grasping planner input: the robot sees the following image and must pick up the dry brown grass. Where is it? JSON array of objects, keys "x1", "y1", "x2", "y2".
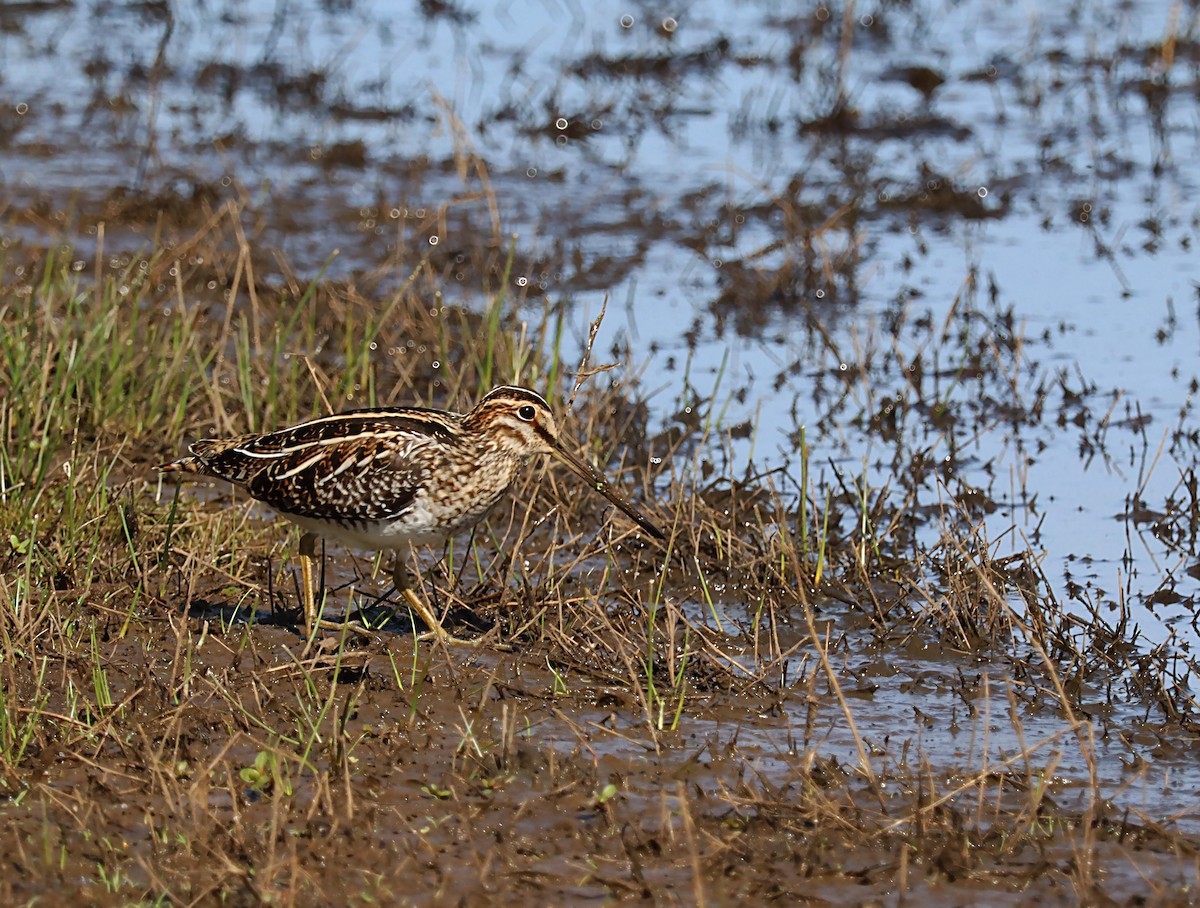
[{"x1": 0, "y1": 217, "x2": 1196, "y2": 905}]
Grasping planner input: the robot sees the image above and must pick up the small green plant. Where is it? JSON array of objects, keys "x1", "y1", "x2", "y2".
[
  {"x1": 239, "y1": 749, "x2": 292, "y2": 796},
  {"x1": 95, "y1": 860, "x2": 129, "y2": 894},
  {"x1": 89, "y1": 627, "x2": 113, "y2": 715},
  {"x1": 0, "y1": 656, "x2": 48, "y2": 772},
  {"x1": 547, "y1": 657, "x2": 570, "y2": 696},
  {"x1": 592, "y1": 782, "x2": 619, "y2": 806},
  {"x1": 421, "y1": 782, "x2": 452, "y2": 800}
]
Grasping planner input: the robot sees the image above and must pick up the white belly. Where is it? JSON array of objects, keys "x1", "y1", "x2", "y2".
[{"x1": 285, "y1": 514, "x2": 448, "y2": 552}]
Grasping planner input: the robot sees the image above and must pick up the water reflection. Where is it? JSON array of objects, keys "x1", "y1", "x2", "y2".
[{"x1": 2, "y1": 0, "x2": 1197, "y2": 662}]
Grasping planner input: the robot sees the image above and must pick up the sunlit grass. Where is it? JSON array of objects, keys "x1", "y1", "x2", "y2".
[{"x1": 0, "y1": 228, "x2": 1193, "y2": 905}]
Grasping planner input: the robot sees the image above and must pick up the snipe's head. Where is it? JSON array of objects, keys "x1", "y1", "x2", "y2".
[
  {"x1": 463, "y1": 386, "x2": 564, "y2": 458},
  {"x1": 464, "y1": 385, "x2": 665, "y2": 540}
]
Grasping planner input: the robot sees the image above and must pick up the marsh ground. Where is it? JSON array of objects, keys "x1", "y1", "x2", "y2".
[{"x1": 2, "y1": 0, "x2": 1199, "y2": 905}]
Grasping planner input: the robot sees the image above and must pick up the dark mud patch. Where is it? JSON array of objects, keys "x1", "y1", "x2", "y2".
[{"x1": 2, "y1": 609, "x2": 1198, "y2": 906}]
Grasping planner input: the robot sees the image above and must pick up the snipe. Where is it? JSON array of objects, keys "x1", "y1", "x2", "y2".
[{"x1": 158, "y1": 386, "x2": 664, "y2": 642}]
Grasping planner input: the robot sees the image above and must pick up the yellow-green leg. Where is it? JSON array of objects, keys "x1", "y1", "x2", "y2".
[
  {"x1": 393, "y1": 555, "x2": 478, "y2": 645},
  {"x1": 299, "y1": 532, "x2": 319, "y2": 638},
  {"x1": 297, "y1": 536, "x2": 478, "y2": 645},
  {"x1": 299, "y1": 533, "x2": 376, "y2": 642}
]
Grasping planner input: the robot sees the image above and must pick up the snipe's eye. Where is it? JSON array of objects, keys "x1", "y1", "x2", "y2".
[{"x1": 517, "y1": 405, "x2": 537, "y2": 421}]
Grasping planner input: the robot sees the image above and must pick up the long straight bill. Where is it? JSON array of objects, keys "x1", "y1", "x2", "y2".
[{"x1": 550, "y1": 445, "x2": 665, "y2": 540}]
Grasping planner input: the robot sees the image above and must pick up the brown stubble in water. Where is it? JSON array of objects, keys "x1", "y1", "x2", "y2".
[{"x1": 0, "y1": 210, "x2": 1193, "y2": 908}]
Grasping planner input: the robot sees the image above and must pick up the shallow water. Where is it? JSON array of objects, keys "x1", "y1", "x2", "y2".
[{"x1": 6, "y1": 1, "x2": 1197, "y2": 654}]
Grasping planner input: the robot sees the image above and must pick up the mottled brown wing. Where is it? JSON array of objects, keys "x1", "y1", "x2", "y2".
[{"x1": 194, "y1": 410, "x2": 459, "y2": 522}]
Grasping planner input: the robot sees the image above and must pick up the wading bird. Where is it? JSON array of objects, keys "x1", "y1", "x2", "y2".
[{"x1": 159, "y1": 386, "x2": 664, "y2": 642}]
